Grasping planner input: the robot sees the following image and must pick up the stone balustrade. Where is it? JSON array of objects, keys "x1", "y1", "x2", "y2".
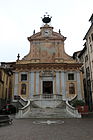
[
  {"x1": 16, "y1": 96, "x2": 30, "y2": 118},
  {"x1": 66, "y1": 100, "x2": 81, "y2": 118}
]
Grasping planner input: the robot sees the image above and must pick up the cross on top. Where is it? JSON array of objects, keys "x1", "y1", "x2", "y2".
[{"x1": 17, "y1": 53, "x2": 20, "y2": 60}]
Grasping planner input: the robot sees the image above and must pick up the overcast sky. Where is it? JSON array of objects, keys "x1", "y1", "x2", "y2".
[{"x1": 0, "y1": 0, "x2": 93, "y2": 62}]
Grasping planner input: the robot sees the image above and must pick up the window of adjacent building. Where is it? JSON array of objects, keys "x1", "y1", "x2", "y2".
[
  {"x1": 69, "y1": 83, "x2": 75, "y2": 94},
  {"x1": 21, "y1": 74, "x2": 27, "y2": 81},
  {"x1": 68, "y1": 73, "x2": 74, "y2": 80},
  {"x1": 90, "y1": 44, "x2": 92, "y2": 52},
  {"x1": 0, "y1": 71, "x2": 2, "y2": 80},
  {"x1": 85, "y1": 55, "x2": 88, "y2": 62},
  {"x1": 86, "y1": 67, "x2": 90, "y2": 77},
  {"x1": 89, "y1": 36, "x2": 91, "y2": 43},
  {"x1": 21, "y1": 84, "x2": 26, "y2": 95},
  {"x1": 82, "y1": 67, "x2": 84, "y2": 73},
  {"x1": 91, "y1": 33, "x2": 93, "y2": 41},
  {"x1": 92, "y1": 81, "x2": 93, "y2": 90}
]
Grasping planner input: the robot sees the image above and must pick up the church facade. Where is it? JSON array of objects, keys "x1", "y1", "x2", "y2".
[{"x1": 13, "y1": 15, "x2": 84, "y2": 107}]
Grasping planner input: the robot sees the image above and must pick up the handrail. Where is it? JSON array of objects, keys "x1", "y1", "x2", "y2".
[
  {"x1": 66, "y1": 100, "x2": 81, "y2": 118},
  {"x1": 16, "y1": 96, "x2": 30, "y2": 118},
  {"x1": 32, "y1": 94, "x2": 62, "y2": 100},
  {"x1": 19, "y1": 96, "x2": 27, "y2": 106},
  {"x1": 69, "y1": 95, "x2": 77, "y2": 102}
]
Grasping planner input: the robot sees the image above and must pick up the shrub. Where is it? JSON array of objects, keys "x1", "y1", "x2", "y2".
[{"x1": 72, "y1": 100, "x2": 85, "y2": 108}]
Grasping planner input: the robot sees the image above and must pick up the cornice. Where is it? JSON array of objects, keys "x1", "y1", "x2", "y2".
[{"x1": 13, "y1": 63, "x2": 82, "y2": 72}]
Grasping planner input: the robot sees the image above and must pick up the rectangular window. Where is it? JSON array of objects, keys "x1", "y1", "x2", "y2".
[
  {"x1": 21, "y1": 84, "x2": 26, "y2": 95},
  {"x1": 85, "y1": 55, "x2": 88, "y2": 62},
  {"x1": 91, "y1": 33, "x2": 93, "y2": 41},
  {"x1": 81, "y1": 67, "x2": 84, "y2": 73},
  {"x1": 92, "y1": 81, "x2": 93, "y2": 90},
  {"x1": 68, "y1": 73, "x2": 74, "y2": 80},
  {"x1": 0, "y1": 71, "x2": 2, "y2": 80},
  {"x1": 69, "y1": 83, "x2": 75, "y2": 94},
  {"x1": 21, "y1": 74, "x2": 27, "y2": 81},
  {"x1": 86, "y1": 67, "x2": 90, "y2": 77},
  {"x1": 90, "y1": 44, "x2": 92, "y2": 53},
  {"x1": 89, "y1": 36, "x2": 91, "y2": 43}
]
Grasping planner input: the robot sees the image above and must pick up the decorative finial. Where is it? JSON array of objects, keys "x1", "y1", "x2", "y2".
[
  {"x1": 59, "y1": 29, "x2": 61, "y2": 34},
  {"x1": 33, "y1": 30, "x2": 35, "y2": 34},
  {"x1": 17, "y1": 53, "x2": 20, "y2": 61},
  {"x1": 41, "y1": 12, "x2": 52, "y2": 24}
]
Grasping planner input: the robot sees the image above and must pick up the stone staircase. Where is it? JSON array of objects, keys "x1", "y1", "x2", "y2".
[{"x1": 24, "y1": 101, "x2": 75, "y2": 118}]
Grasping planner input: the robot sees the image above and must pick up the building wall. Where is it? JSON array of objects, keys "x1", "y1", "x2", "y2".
[
  {"x1": 0, "y1": 68, "x2": 13, "y2": 101},
  {"x1": 81, "y1": 26, "x2": 93, "y2": 103},
  {"x1": 13, "y1": 22, "x2": 83, "y2": 101},
  {"x1": 76, "y1": 15, "x2": 93, "y2": 105},
  {"x1": 86, "y1": 28, "x2": 93, "y2": 98},
  {"x1": 13, "y1": 70, "x2": 83, "y2": 100}
]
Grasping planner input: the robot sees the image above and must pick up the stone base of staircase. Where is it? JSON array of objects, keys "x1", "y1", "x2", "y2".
[
  {"x1": 23, "y1": 107, "x2": 76, "y2": 119},
  {"x1": 16, "y1": 100, "x2": 80, "y2": 119},
  {"x1": 81, "y1": 112, "x2": 93, "y2": 118}
]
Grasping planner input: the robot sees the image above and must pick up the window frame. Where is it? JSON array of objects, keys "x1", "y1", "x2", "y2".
[
  {"x1": 69, "y1": 83, "x2": 75, "y2": 94},
  {"x1": 21, "y1": 83, "x2": 27, "y2": 95},
  {"x1": 21, "y1": 73, "x2": 27, "y2": 81},
  {"x1": 68, "y1": 73, "x2": 74, "y2": 81},
  {"x1": 91, "y1": 33, "x2": 93, "y2": 41}
]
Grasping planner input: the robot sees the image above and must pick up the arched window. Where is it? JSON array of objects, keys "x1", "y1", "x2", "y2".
[
  {"x1": 69, "y1": 83, "x2": 75, "y2": 94},
  {"x1": 21, "y1": 84, "x2": 26, "y2": 95}
]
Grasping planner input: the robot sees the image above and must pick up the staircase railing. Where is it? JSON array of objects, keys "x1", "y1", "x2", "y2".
[
  {"x1": 16, "y1": 96, "x2": 30, "y2": 118},
  {"x1": 32, "y1": 94, "x2": 62, "y2": 100},
  {"x1": 66, "y1": 95, "x2": 81, "y2": 118}
]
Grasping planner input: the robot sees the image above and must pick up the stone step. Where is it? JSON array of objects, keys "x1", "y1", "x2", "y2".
[
  {"x1": 24, "y1": 108, "x2": 75, "y2": 118},
  {"x1": 31, "y1": 100, "x2": 66, "y2": 109}
]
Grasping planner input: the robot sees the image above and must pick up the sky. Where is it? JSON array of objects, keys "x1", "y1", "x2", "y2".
[{"x1": 0, "y1": 0, "x2": 93, "y2": 62}]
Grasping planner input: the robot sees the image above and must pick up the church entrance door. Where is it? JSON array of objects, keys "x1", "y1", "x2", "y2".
[{"x1": 43, "y1": 81, "x2": 53, "y2": 97}]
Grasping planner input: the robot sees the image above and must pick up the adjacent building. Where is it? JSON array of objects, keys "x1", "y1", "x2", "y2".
[
  {"x1": 73, "y1": 14, "x2": 93, "y2": 110},
  {"x1": 0, "y1": 63, "x2": 13, "y2": 105}
]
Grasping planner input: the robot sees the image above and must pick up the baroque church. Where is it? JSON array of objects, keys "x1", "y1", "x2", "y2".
[{"x1": 13, "y1": 14, "x2": 84, "y2": 109}]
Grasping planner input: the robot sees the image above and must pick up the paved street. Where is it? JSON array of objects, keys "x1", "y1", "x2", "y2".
[{"x1": 0, "y1": 118, "x2": 93, "y2": 140}]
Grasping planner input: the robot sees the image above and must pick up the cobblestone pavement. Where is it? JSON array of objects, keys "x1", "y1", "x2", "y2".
[{"x1": 0, "y1": 118, "x2": 93, "y2": 140}]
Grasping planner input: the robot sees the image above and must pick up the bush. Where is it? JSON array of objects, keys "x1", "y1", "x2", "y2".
[{"x1": 72, "y1": 100, "x2": 85, "y2": 108}]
